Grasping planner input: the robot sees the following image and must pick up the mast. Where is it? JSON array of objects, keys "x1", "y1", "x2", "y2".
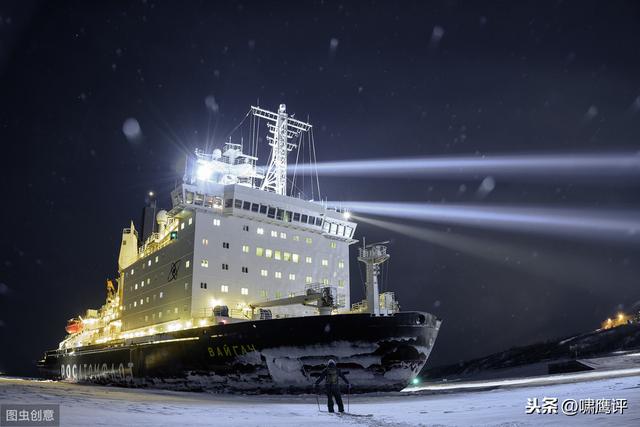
[
  {"x1": 357, "y1": 240, "x2": 390, "y2": 316},
  {"x1": 251, "y1": 104, "x2": 312, "y2": 195}
]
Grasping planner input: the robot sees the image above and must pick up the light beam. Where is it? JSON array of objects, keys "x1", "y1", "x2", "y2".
[
  {"x1": 292, "y1": 152, "x2": 640, "y2": 181},
  {"x1": 356, "y1": 215, "x2": 635, "y2": 289},
  {"x1": 332, "y1": 201, "x2": 640, "y2": 242}
]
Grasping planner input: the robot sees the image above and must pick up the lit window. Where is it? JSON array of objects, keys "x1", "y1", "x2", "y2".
[
  {"x1": 289, "y1": 273, "x2": 296, "y2": 281},
  {"x1": 221, "y1": 285, "x2": 229, "y2": 293},
  {"x1": 202, "y1": 238, "x2": 209, "y2": 246},
  {"x1": 293, "y1": 235, "x2": 300, "y2": 241},
  {"x1": 160, "y1": 291, "x2": 163, "y2": 298},
  {"x1": 187, "y1": 217, "x2": 192, "y2": 225},
  {"x1": 280, "y1": 232, "x2": 287, "y2": 239},
  {"x1": 271, "y1": 230, "x2": 278, "y2": 237},
  {"x1": 201, "y1": 259, "x2": 209, "y2": 268},
  {"x1": 283, "y1": 252, "x2": 291, "y2": 262},
  {"x1": 159, "y1": 311, "x2": 162, "y2": 318},
  {"x1": 147, "y1": 278, "x2": 150, "y2": 284},
  {"x1": 181, "y1": 223, "x2": 185, "y2": 230},
  {"x1": 256, "y1": 247, "x2": 264, "y2": 257},
  {"x1": 186, "y1": 260, "x2": 190, "y2": 268},
  {"x1": 213, "y1": 218, "x2": 221, "y2": 226},
  {"x1": 140, "y1": 299, "x2": 144, "y2": 305},
  {"x1": 330, "y1": 242, "x2": 337, "y2": 249},
  {"x1": 338, "y1": 280, "x2": 345, "y2": 288},
  {"x1": 292, "y1": 253, "x2": 299, "y2": 263},
  {"x1": 241, "y1": 287, "x2": 249, "y2": 295},
  {"x1": 146, "y1": 296, "x2": 149, "y2": 303},
  {"x1": 274, "y1": 250, "x2": 281, "y2": 260},
  {"x1": 306, "y1": 237, "x2": 312, "y2": 244},
  {"x1": 275, "y1": 291, "x2": 282, "y2": 298},
  {"x1": 260, "y1": 290, "x2": 268, "y2": 298},
  {"x1": 134, "y1": 301, "x2": 137, "y2": 307},
  {"x1": 305, "y1": 276, "x2": 312, "y2": 284},
  {"x1": 184, "y1": 283, "x2": 189, "y2": 290},
  {"x1": 261, "y1": 269, "x2": 268, "y2": 277},
  {"x1": 131, "y1": 269, "x2": 135, "y2": 275},
  {"x1": 338, "y1": 260, "x2": 344, "y2": 269},
  {"x1": 289, "y1": 292, "x2": 295, "y2": 297},
  {"x1": 174, "y1": 307, "x2": 178, "y2": 314},
  {"x1": 141, "y1": 281, "x2": 144, "y2": 288},
  {"x1": 135, "y1": 283, "x2": 138, "y2": 290},
  {"x1": 275, "y1": 271, "x2": 282, "y2": 279},
  {"x1": 265, "y1": 249, "x2": 273, "y2": 258},
  {"x1": 322, "y1": 259, "x2": 329, "y2": 267},
  {"x1": 242, "y1": 245, "x2": 250, "y2": 253},
  {"x1": 148, "y1": 260, "x2": 152, "y2": 266},
  {"x1": 322, "y1": 278, "x2": 329, "y2": 285},
  {"x1": 305, "y1": 256, "x2": 312, "y2": 264},
  {"x1": 257, "y1": 227, "x2": 264, "y2": 235},
  {"x1": 155, "y1": 256, "x2": 159, "y2": 263}
]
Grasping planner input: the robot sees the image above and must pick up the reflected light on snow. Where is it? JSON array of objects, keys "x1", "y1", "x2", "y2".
[
  {"x1": 332, "y1": 201, "x2": 640, "y2": 242},
  {"x1": 402, "y1": 366, "x2": 640, "y2": 393},
  {"x1": 292, "y1": 152, "x2": 640, "y2": 180}
]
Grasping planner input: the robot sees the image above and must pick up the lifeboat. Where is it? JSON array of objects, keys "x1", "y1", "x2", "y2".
[{"x1": 65, "y1": 318, "x2": 83, "y2": 334}]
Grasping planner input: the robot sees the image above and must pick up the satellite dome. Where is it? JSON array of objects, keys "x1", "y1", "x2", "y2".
[
  {"x1": 212, "y1": 148, "x2": 222, "y2": 160},
  {"x1": 156, "y1": 210, "x2": 168, "y2": 225}
]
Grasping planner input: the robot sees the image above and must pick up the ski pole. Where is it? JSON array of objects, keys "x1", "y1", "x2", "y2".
[
  {"x1": 347, "y1": 384, "x2": 350, "y2": 413},
  {"x1": 315, "y1": 389, "x2": 320, "y2": 412}
]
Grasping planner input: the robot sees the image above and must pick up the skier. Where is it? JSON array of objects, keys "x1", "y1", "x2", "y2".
[{"x1": 314, "y1": 359, "x2": 350, "y2": 413}]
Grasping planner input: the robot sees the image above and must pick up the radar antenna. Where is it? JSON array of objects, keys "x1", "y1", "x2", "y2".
[{"x1": 251, "y1": 104, "x2": 312, "y2": 196}]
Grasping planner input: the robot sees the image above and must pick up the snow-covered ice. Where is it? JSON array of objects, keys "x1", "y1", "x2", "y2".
[{"x1": 1, "y1": 372, "x2": 639, "y2": 426}]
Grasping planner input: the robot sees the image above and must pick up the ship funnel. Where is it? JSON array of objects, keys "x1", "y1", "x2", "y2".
[
  {"x1": 118, "y1": 221, "x2": 138, "y2": 271},
  {"x1": 357, "y1": 239, "x2": 390, "y2": 316}
]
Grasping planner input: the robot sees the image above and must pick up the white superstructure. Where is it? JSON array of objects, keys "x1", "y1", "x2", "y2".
[{"x1": 116, "y1": 104, "x2": 357, "y2": 333}]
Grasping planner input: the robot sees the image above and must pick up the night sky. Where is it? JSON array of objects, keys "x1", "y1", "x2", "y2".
[{"x1": 1, "y1": 0, "x2": 640, "y2": 377}]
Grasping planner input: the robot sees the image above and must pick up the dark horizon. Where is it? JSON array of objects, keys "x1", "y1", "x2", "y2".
[{"x1": 1, "y1": 0, "x2": 640, "y2": 377}]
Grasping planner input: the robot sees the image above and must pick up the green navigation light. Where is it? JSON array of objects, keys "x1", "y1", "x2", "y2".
[{"x1": 170, "y1": 231, "x2": 178, "y2": 240}]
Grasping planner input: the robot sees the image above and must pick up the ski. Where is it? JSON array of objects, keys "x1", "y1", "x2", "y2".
[{"x1": 337, "y1": 413, "x2": 374, "y2": 417}]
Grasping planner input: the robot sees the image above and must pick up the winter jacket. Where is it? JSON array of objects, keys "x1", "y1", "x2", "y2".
[{"x1": 315, "y1": 366, "x2": 349, "y2": 387}]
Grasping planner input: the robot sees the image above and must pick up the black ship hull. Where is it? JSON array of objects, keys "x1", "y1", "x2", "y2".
[{"x1": 37, "y1": 311, "x2": 440, "y2": 393}]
